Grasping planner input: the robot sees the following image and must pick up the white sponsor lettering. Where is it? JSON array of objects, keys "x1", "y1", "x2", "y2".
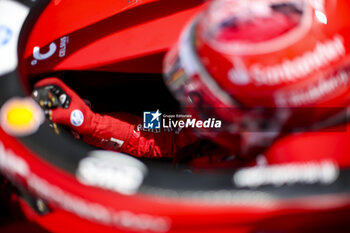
[
  {"x1": 0, "y1": 141, "x2": 29, "y2": 177},
  {"x1": 143, "y1": 186, "x2": 274, "y2": 207},
  {"x1": 0, "y1": 141, "x2": 170, "y2": 232},
  {"x1": 29, "y1": 174, "x2": 170, "y2": 232},
  {"x1": 242, "y1": 35, "x2": 346, "y2": 85},
  {"x1": 233, "y1": 160, "x2": 339, "y2": 188},
  {"x1": 77, "y1": 151, "x2": 147, "y2": 195},
  {"x1": 276, "y1": 69, "x2": 350, "y2": 106},
  {"x1": 59, "y1": 36, "x2": 69, "y2": 57}
]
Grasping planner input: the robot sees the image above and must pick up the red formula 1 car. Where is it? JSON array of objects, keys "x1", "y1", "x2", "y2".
[{"x1": 0, "y1": 0, "x2": 349, "y2": 232}]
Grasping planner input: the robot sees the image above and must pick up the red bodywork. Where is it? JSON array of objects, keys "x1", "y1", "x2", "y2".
[
  {"x1": 22, "y1": 0, "x2": 205, "y2": 75},
  {"x1": 0, "y1": 0, "x2": 349, "y2": 232}
]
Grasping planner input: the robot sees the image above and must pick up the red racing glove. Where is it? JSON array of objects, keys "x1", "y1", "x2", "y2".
[
  {"x1": 34, "y1": 77, "x2": 198, "y2": 158},
  {"x1": 34, "y1": 77, "x2": 98, "y2": 136}
]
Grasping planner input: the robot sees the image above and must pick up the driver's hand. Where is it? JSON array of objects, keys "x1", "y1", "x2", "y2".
[
  {"x1": 33, "y1": 77, "x2": 198, "y2": 159},
  {"x1": 33, "y1": 77, "x2": 96, "y2": 136}
]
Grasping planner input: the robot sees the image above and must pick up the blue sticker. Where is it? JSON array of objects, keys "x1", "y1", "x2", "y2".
[
  {"x1": 0, "y1": 25, "x2": 12, "y2": 47},
  {"x1": 70, "y1": 109, "x2": 84, "y2": 127},
  {"x1": 143, "y1": 110, "x2": 161, "y2": 129}
]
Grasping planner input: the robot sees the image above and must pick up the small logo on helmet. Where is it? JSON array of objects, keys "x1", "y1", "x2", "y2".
[
  {"x1": 70, "y1": 109, "x2": 84, "y2": 127},
  {"x1": 228, "y1": 58, "x2": 251, "y2": 85},
  {"x1": 229, "y1": 68, "x2": 251, "y2": 85}
]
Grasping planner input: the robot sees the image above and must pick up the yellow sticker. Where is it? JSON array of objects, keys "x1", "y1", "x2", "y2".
[{"x1": 0, "y1": 97, "x2": 44, "y2": 136}]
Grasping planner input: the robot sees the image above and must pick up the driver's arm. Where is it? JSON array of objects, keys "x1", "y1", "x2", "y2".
[{"x1": 34, "y1": 77, "x2": 198, "y2": 158}]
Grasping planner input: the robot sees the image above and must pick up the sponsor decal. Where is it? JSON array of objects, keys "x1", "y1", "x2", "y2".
[
  {"x1": 77, "y1": 150, "x2": 147, "y2": 195},
  {"x1": 31, "y1": 36, "x2": 69, "y2": 66},
  {"x1": 59, "y1": 36, "x2": 69, "y2": 57},
  {"x1": 0, "y1": 97, "x2": 44, "y2": 136},
  {"x1": 0, "y1": 140, "x2": 29, "y2": 177},
  {"x1": 0, "y1": 25, "x2": 12, "y2": 47},
  {"x1": 275, "y1": 69, "x2": 350, "y2": 106},
  {"x1": 143, "y1": 185, "x2": 274, "y2": 207},
  {"x1": 100, "y1": 137, "x2": 124, "y2": 151},
  {"x1": 252, "y1": 35, "x2": 345, "y2": 85},
  {"x1": 70, "y1": 109, "x2": 84, "y2": 127},
  {"x1": 32, "y1": 42, "x2": 57, "y2": 61},
  {"x1": 0, "y1": 141, "x2": 170, "y2": 232},
  {"x1": 30, "y1": 172, "x2": 170, "y2": 232},
  {"x1": 228, "y1": 58, "x2": 251, "y2": 85},
  {"x1": 233, "y1": 160, "x2": 339, "y2": 188},
  {"x1": 230, "y1": 35, "x2": 346, "y2": 85}
]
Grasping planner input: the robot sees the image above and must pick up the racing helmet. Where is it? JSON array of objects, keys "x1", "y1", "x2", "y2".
[{"x1": 164, "y1": 0, "x2": 350, "y2": 155}]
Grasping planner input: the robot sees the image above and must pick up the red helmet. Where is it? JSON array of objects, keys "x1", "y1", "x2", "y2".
[{"x1": 164, "y1": 0, "x2": 350, "y2": 155}]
